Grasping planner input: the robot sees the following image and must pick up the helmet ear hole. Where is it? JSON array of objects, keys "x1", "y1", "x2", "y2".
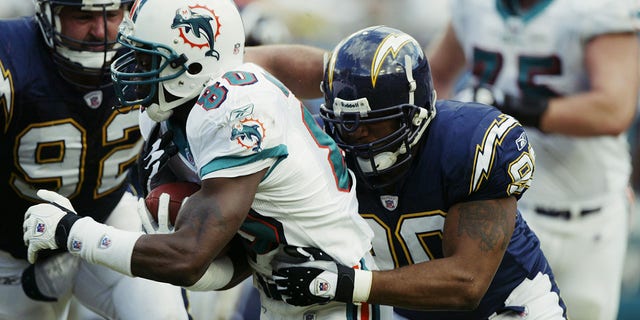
[{"x1": 187, "y1": 63, "x2": 203, "y2": 75}]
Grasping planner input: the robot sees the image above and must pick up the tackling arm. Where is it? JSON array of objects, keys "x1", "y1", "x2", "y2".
[
  {"x1": 273, "y1": 197, "x2": 516, "y2": 310},
  {"x1": 367, "y1": 197, "x2": 516, "y2": 310}
]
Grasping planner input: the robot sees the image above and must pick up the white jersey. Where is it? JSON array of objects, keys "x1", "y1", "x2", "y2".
[
  {"x1": 450, "y1": 0, "x2": 637, "y2": 206},
  {"x1": 141, "y1": 63, "x2": 386, "y2": 319},
  {"x1": 185, "y1": 62, "x2": 373, "y2": 269}
]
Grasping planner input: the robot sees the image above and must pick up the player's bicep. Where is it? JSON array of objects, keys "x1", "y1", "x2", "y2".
[
  {"x1": 442, "y1": 197, "x2": 516, "y2": 277},
  {"x1": 178, "y1": 170, "x2": 265, "y2": 234}
]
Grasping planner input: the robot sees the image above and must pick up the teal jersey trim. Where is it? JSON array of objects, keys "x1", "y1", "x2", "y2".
[{"x1": 199, "y1": 144, "x2": 288, "y2": 178}]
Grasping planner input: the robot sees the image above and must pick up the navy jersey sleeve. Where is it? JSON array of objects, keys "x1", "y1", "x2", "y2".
[
  {"x1": 437, "y1": 101, "x2": 535, "y2": 204},
  {"x1": 465, "y1": 108, "x2": 534, "y2": 201}
]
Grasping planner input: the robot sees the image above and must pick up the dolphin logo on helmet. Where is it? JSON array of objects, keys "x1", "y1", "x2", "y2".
[{"x1": 171, "y1": 7, "x2": 220, "y2": 59}]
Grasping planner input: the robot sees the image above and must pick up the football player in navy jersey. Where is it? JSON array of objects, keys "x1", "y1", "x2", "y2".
[
  {"x1": 0, "y1": 1, "x2": 193, "y2": 319},
  {"x1": 272, "y1": 26, "x2": 568, "y2": 319}
]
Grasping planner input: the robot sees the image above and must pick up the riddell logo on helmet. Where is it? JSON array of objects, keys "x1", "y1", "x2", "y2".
[{"x1": 171, "y1": 5, "x2": 221, "y2": 59}]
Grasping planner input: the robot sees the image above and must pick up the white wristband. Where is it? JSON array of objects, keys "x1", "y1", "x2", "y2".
[
  {"x1": 186, "y1": 256, "x2": 235, "y2": 291},
  {"x1": 353, "y1": 269, "x2": 373, "y2": 303},
  {"x1": 67, "y1": 217, "x2": 142, "y2": 277}
]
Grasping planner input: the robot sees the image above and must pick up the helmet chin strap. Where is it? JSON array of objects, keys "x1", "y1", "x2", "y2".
[
  {"x1": 145, "y1": 103, "x2": 174, "y2": 122},
  {"x1": 357, "y1": 151, "x2": 399, "y2": 173},
  {"x1": 146, "y1": 83, "x2": 201, "y2": 122}
]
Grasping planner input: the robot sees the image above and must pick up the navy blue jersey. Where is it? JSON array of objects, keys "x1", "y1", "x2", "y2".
[
  {"x1": 356, "y1": 100, "x2": 562, "y2": 319},
  {"x1": 0, "y1": 17, "x2": 142, "y2": 259}
]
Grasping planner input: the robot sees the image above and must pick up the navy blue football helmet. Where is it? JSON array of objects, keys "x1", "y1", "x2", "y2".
[
  {"x1": 33, "y1": 0, "x2": 133, "y2": 89},
  {"x1": 320, "y1": 25, "x2": 436, "y2": 190}
]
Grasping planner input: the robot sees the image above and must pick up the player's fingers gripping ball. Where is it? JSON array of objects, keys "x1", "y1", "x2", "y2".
[{"x1": 139, "y1": 182, "x2": 200, "y2": 234}]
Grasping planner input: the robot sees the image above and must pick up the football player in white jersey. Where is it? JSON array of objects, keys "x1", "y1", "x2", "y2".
[
  {"x1": 21, "y1": 0, "x2": 391, "y2": 319},
  {"x1": 429, "y1": 0, "x2": 640, "y2": 319}
]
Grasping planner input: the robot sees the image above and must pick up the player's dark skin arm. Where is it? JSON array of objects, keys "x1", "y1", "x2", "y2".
[
  {"x1": 367, "y1": 197, "x2": 517, "y2": 310},
  {"x1": 130, "y1": 168, "x2": 268, "y2": 286},
  {"x1": 245, "y1": 44, "x2": 325, "y2": 99}
]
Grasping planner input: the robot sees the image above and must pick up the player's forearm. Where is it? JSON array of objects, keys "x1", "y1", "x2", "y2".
[
  {"x1": 541, "y1": 92, "x2": 636, "y2": 136},
  {"x1": 58, "y1": 215, "x2": 214, "y2": 286},
  {"x1": 368, "y1": 260, "x2": 487, "y2": 311},
  {"x1": 130, "y1": 232, "x2": 215, "y2": 286}
]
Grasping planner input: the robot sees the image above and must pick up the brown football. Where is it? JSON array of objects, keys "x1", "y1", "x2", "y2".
[{"x1": 144, "y1": 182, "x2": 200, "y2": 225}]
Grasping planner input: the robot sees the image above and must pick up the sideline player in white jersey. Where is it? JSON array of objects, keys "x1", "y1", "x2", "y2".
[
  {"x1": 22, "y1": 0, "x2": 391, "y2": 319},
  {"x1": 429, "y1": 0, "x2": 640, "y2": 319}
]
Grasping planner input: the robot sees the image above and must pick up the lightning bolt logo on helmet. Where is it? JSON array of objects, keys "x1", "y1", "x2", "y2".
[{"x1": 370, "y1": 33, "x2": 418, "y2": 87}]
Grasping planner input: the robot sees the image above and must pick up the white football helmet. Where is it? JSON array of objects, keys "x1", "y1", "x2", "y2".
[
  {"x1": 111, "y1": 0, "x2": 245, "y2": 122},
  {"x1": 33, "y1": 0, "x2": 132, "y2": 89}
]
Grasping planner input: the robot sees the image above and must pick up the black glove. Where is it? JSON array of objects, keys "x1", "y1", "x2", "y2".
[
  {"x1": 497, "y1": 94, "x2": 549, "y2": 129},
  {"x1": 272, "y1": 246, "x2": 358, "y2": 306},
  {"x1": 462, "y1": 85, "x2": 549, "y2": 129},
  {"x1": 138, "y1": 124, "x2": 178, "y2": 197}
]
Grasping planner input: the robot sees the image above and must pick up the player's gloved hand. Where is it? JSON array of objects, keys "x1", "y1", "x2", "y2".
[
  {"x1": 272, "y1": 245, "x2": 372, "y2": 306},
  {"x1": 454, "y1": 84, "x2": 501, "y2": 107},
  {"x1": 137, "y1": 193, "x2": 188, "y2": 234},
  {"x1": 21, "y1": 251, "x2": 80, "y2": 302},
  {"x1": 458, "y1": 85, "x2": 549, "y2": 129},
  {"x1": 496, "y1": 93, "x2": 549, "y2": 129},
  {"x1": 23, "y1": 190, "x2": 83, "y2": 264},
  {"x1": 139, "y1": 124, "x2": 178, "y2": 197}
]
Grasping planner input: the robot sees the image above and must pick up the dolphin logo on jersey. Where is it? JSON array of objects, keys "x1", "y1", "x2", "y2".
[
  {"x1": 231, "y1": 118, "x2": 265, "y2": 152},
  {"x1": 470, "y1": 114, "x2": 519, "y2": 193},
  {"x1": 171, "y1": 6, "x2": 220, "y2": 58}
]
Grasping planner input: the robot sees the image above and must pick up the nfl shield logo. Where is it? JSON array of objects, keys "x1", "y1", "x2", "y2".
[
  {"x1": 380, "y1": 195, "x2": 399, "y2": 211},
  {"x1": 35, "y1": 222, "x2": 46, "y2": 235},
  {"x1": 99, "y1": 235, "x2": 112, "y2": 249},
  {"x1": 70, "y1": 239, "x2": 82, "y2": 251},
  {"x1": 83, "y1": 90, "x2": 103, "y2": 109}
]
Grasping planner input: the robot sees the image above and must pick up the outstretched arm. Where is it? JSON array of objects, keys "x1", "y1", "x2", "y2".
[
  {"x1": 245, "y1": 44, "x2": 326, "y2": 99},
  {"x1": 274, "y1": 197, "x2": 516, "y2": 310},
  {"x1": 367, "y1": 197, "x2": 515, "y2": 310}
]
